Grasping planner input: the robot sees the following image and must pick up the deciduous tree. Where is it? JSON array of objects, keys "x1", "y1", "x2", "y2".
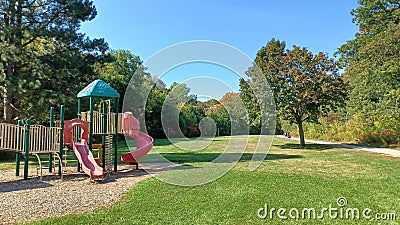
[
  {"x1": 336, "y1": 0, "x2": 400, "y2": 144},
  {"x1": 252, "y1": 39, "x2": 346, "y2": 147}
]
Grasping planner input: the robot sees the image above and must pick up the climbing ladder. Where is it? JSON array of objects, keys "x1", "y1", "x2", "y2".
[{"x1": 104, "y1": 134, "x2": 113, "y2": 171}]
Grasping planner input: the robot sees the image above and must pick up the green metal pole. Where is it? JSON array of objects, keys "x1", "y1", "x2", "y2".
[
  {"x1": 16, "y1": 120, "x2": 23, "y2": 176},
  {"x1": 101, "y1": 101, "x2": 106, "y2": 170},
  {"x1": 77, "y1": 98, "x2": 81, "y2": 119},
  {"x1": 77, "y1": 98, "x2": 82, "y2": 172},
  {"x1": 114, "y1": 98, "x2": 119, "y2": 172},
  {"x1": 23, "y1": 119, "x2": 30, "y2": 180},
  {"x1": 59, "y1": 105, "x2": 64, "y2": 176},
  {"x1": 49, "y1": 107, "x2": 54, "y2": 172},
  {"x1": 89, "y1": 97, "x2": 94, "y2": 151},
  {"x1": 77, "y1": 98, "x2": 81, "y2": 141}
]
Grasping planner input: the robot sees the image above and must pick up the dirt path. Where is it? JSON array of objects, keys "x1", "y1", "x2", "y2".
[{"x1": 275, "y1": 135, "x2": 400, "y2": 158}]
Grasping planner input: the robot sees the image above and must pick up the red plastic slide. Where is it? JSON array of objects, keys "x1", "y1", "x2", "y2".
[
  {"x1": 121, "y1": 112, "x2": 154, "y2": 163},
  {"x1": 64, "y1": 119, "x2": 104, "y2": 179},
  {"x1": 71, "y1": 139, "x2": 104, "y2": 179}
]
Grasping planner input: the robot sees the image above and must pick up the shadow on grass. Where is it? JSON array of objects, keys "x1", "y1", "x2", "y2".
[
  {"x1": 160, "y1": 152, "x2": 302, "y2": 164},
  {"x1": 152, "y1": 138, "x2": 223, "y2": 147},
  {"x1": 276, "y1": 143, "x2": 334, "y2": 151}
]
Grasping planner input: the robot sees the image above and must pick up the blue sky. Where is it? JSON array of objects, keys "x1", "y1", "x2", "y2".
[{"x1": 80, "y1": 0, "x2": 359, "y2": 99}]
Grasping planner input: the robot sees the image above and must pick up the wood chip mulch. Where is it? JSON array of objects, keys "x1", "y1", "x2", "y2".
[{"x1": 0, "y1": 166, "x2": 150, "y2": 225}]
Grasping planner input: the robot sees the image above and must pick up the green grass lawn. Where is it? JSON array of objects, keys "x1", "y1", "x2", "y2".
[{"x1": 14, "y1": 137, "x2": 400, "y2": 224}]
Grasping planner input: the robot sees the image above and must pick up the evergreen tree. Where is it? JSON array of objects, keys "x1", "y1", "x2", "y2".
[{"x1": 0, "y1": 0, "x2": 108, "y2": 123}]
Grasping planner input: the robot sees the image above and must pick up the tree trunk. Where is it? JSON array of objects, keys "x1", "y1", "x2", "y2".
[
  {"x1": 298, "y1": 121, "x2": 305, "y2": 147},
  {"x1": 3, "y1": 63, "x2": 16, "y2": 123},
  {"x1": 3, "y1": 92, "x2": 13, "y2": 123}
]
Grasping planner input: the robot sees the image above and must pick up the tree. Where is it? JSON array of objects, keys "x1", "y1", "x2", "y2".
[
  {"x1": 145, "y1": 80, "x2": 168, "y2": 137},
  {"x1": 336, "y1": 0, "x2": 400, "y2": 144},
  {"x1": 179, "y1": 102, "x2": 199, "y2": 136},
  {"x1": 220, "y1": 92, "x2": 248, "y2": 135},
  {"x1": 206, "y1": 100, "x2": 230, "y2": 136},
  {"x1": 239, "y1": 77, "x2": 281, "y2": 135},
  {"x1": 161, "y1": 82, "x2": 196, "y2": 138},
  {"x1": 351, "y1": 0, "x2": 400, "y2": 36},
  {"x1": 252, "y1": 39, "x2": 347, "y2": 147},
  {"x1": 337, "y1": 0, "x2": 400, "y2": 68},
  {"x1": 97, "y1": 49, "x2": 144, "y2": 112},
  {"x1": 239, "y1": 78, "x2": 261, "y2": 134},
  {"x1": 0, "y1": 0, "x2": 108, "y2": 123}
]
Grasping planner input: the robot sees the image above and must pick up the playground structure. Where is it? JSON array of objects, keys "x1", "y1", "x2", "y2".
[{"x1": 0, "y1": 79, "x2": 154, "y2": 180}]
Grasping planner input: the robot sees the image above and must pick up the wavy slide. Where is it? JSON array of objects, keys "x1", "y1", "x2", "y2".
[{"x1": 121, "y1": 112, "x2": 154, "y2": 163}]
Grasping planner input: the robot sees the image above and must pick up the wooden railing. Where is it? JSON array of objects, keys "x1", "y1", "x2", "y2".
[
  {"x1": 80, "y1": 111, "x2": 123, "y2": 134},
  {"x1": 0, "y1": 123, "x2": 25, "y2": 152},
  {"x1": 29, "y1": 125, "x2": 61, "y2": 153},
  {"x1": 0, "y1": 123, "x2": 62, "y2": 154}
]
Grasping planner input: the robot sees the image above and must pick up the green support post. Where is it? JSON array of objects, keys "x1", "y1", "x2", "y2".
[
  {"x1": 49, "y1": 107, "x2": 54, "y2": 172},
  {"x1": 16, "y1": 120, "x2": 23, "y2": 176},
  {"x1": 77, "y1": 98, "x2": 81, "y2": 140},
  {"x1": 77, "y1": 98, "x2": 82, "y2": 172},
  {"x1": 114, "y1": 98, "x2": 119, "y2": 172},
  {"x1": 23, "y1": 119, "x2": 30, "y2": 180},
  {"x1": 101, "y1": 101, "x2": 106, "y2": 170},
  {"x1": 89, "y1": 97, "x2": 93, "y2": 151},
  {"x1": 58, "y1": 105, "x2": 64, "y2": 176}
]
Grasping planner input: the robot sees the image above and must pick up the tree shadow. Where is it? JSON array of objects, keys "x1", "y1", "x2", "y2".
[
  {"x1": 240, "y1": 153, "x2": 303, "y2": 161},
  {"x1": 152, "y1": 138, "x2": 222, "y2": 147},
  {"x1": 275, "y1": 143, "x2": 334, "y2": 151},
  {"x1": 153, "y1": 140, "x2": 172, "y2": 146},
  {"x1": 160, "y1": 152, "x2": 302, "y2": 164}
]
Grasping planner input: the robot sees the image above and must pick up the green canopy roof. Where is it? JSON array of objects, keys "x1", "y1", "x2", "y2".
[{"x1": 77, "y1": 79, "x2": 120, "y2": 98}]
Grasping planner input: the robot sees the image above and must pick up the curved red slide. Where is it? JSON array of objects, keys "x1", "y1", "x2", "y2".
[
  {"x1": 64, "y1": 119, "x2": 104, "y2": 179},
  {"x1": 121, "y1": 112, "x2": 154, "y2": 163}
]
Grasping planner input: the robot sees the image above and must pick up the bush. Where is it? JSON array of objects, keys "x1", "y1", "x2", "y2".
[{"x1": 301, "y1": 111, "x2": 400, "y2": 147}]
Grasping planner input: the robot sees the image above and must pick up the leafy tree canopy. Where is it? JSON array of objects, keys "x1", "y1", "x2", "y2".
[
  {"x1": 252, "y1": 39, "x2": 347, "y2": 146},
  {"x1": 0, "y1": 0, "x2": 108, "y2": 123},
  {"x1": 337, "y1": 0, "x2": 400, "y2": 67},
  {"x1": 336, "y1": 0, "x2": 400, "y2": 143}
]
